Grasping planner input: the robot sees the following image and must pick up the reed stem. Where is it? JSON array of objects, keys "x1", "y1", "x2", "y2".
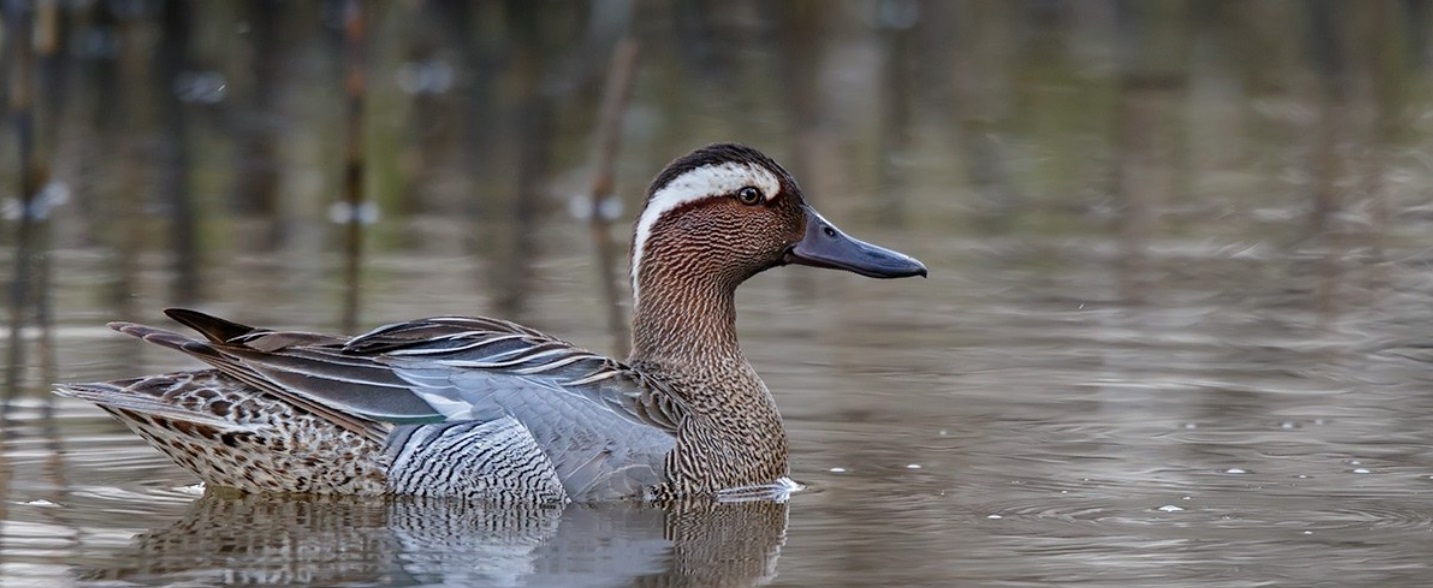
[{"x1": 587, "y1": 39, "x2": 640, "y2": 359}]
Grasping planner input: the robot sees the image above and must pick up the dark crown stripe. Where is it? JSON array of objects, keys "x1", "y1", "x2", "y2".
[{"x1": 645, "y1": 143, "x2": 798, "y2": 203}]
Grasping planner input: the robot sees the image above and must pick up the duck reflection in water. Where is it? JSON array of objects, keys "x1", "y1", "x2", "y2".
[{"x1": 77, "y1": 494, "x2": 789, "y2": 587}]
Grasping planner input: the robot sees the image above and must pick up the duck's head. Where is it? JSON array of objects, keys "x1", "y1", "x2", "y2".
[{"x1": 630, "y1": 143, "x2": 926, "y2": 304}]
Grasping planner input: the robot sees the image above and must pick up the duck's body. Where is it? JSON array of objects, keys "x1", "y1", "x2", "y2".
[
  {"x1": 66, "y1": 313, "x2": 675, "y2": 503},
  {"x1": 57, "y1": 143, "x2": 925, "y2": 504}
]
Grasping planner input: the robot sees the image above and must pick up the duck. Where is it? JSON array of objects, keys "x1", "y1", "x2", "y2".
[{"x1": 55, "y1": 143, "x2": 926, "y2": 504}]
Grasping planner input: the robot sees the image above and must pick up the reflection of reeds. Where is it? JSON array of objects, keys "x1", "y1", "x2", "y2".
[
  {"x1": 5, "y1": 2, "x2": 54, "y2": 401},
  {"x1": 492, "y1": 4, "x2": 556, "y2": 323},
  {"x1": 1305, "y1": 0, "x2": 1350, "y2": 322},
  {"x1": 954, "y1": 1, "x2": 1024, "y2": 232},
  {"x1": 231, "y1": 0, "x2": 284, "y2": 238},
  {"x1": 4, "y1": 4, "x2": 35, "y2": 400},
  {"x1": 0, "y1": 412, "x2": 11, "y2": 563},
  {"x1": 0, "y1": 0, "x2": 77, "y2": 543},
  {"x1": 1306, "y1": 0, "x2": 1346, "y2": 239},
  {"x1": 1111, "y1": 1, "x2": 1191, "y2": 306},
  {"x1": 32, "y1": 0, "x2": 62, "y2": 407},
  {"x1": 774, "y1": 1, "x2": 820, "y2": 302},
  {"x1": 454, "y1": 2, "x2": 501, "y2": 259},
  {"x1": 340, "y1": 0, "x2": 368, "y2": 334},
  {"x1": 586, "y1": 40, "x2": 639, "y2": 358},
  {"x1": 1362, "y1": 1, "x2": 1408, "y2": 270},
  {"x1": 159, "y1": 0, "x2": 198, "y2": 305},
  {"x1": 774, "y1": 0, "x2": 821, "y2": 187},
  {"x1": 1112, "y1": 3, "x2": 1152, "y2": 306},
  {"x1": 108, "y1": 4, "x2": 147, "y2": 370},
  {"x1": 875, "y1": 2, "x2": 915, "y2": 227}
]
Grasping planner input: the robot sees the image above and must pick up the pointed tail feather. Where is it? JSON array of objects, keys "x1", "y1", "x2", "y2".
[
  {"x1": 163, "y1": 308, "x2": 267, "y2": 343},
  {"x1": 108, "y1": 321, "x2": 227, "y2": 360},
  {"x1": 101, "y1": 315, "x2": 407, "y2": 442},
  {"x1": 54, "y1": 380, "x2": 251, "y2": 432}
]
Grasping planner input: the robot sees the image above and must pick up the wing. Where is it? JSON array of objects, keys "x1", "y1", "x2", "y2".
[
  {"x1": 112, "y1": 312, "x2": 438, "y2": 441},
  {"x1": 348, "y1": 316, "x2": 686, "y2": 498},
  {"x1": 349, "y1": 316, "x2": 688, "y2": 433},
  {"x1": 120, "y1": 309, "x2": 687, "y2": 498}
]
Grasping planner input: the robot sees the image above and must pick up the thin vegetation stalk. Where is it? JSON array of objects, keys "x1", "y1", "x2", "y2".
[
  {"x1": 587, "y1": 39, "x2": 639, "y2": 358},
  {"x1": 340, "y1": 0, "x2": 368, "y2": 333}
]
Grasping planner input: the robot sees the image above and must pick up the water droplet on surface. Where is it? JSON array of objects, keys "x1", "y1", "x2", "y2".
[
  {"x1": 1223, "y1": 468, "x2": 1249, "y2": 474},
  {"x1": 1350, "y1": 460, "x2": 1362, "y2": 465},
  {"x1": 986, "y1": 514, "x2": 1002, "y2": 520},
  {"x1": 21, "y1": 499, "x2": 57, "y2": 507},
  {"x1": 1181, "y1": 495, "x2": 1192, "y2": 500},
  {"x1": 1156, "y1": 505, "x2": 1184, "y2": 512},
  {"x1": 1279, "y1": 421, "x2": 1297, "y2": 429},
  {"x1": 829, "y1": 467, "x2": 846, "y2": 473},
  {"x1": 1303, "y1": 531, "x2": 1313, "y2": 535},
  {"x1": 906, "y1": 464, "x2": 922, "y2": 470},
  {"x1": 1352, "y1": 468, "x2": 1371, "y2": 474},
  {"x1": 1182, "y1": 422, "x2": 1198, "y2": 429}
]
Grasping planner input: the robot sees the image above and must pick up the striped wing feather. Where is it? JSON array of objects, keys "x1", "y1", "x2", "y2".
[{"x1": 348, "y1": 316, "x2": 685, "y2": 498}]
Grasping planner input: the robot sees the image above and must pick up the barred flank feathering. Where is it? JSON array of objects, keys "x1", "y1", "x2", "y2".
[
  {"x1": 58, "y1": 143, "x2": 925, "y2": 503},
  {"x1": 386, "y1": 416, "x2": 568, "y2": 505}
]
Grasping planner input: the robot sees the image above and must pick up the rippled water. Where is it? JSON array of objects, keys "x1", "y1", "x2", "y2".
[
  {"x1": 0, "y1": 1, "x2": 1426, "y2": 584},
  {"x1": 7, "y1": 219, "x2": 1433, "y2": 587}
]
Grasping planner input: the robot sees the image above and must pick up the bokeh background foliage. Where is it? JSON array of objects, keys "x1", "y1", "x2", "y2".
[
  {"x1": 9, "y1": 3, "x2": 1433, "y2": 586},
  {"x1": 3, "y1": 0, "x2": 1431, "y2": 383}
]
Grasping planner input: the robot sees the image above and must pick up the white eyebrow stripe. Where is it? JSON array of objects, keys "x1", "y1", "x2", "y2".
[{"x1": 629, "y1": 161, "x2": 780, "y2": 305}]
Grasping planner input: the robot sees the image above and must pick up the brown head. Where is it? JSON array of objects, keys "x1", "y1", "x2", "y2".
[{"x1": 628, "y1": 143, "x2": 925, "y2": 363}]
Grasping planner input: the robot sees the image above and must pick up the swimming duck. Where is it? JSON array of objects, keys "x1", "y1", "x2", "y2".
[{"x1": 56, "y1": 143, "x2": 926, "y2": 504}]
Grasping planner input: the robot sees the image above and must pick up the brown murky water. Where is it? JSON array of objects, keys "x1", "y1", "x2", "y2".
[
  {"x1": 7, "y1": 218, "x2": 1433, "y2": 587},
  {"x1": 4, "y1": 1, "x2": 1433, "y2": 586}
]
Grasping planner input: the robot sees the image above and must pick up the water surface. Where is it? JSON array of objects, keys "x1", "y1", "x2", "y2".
[
  {"x1": 7, "y1": 223, "x2": 1433, "y2": 587},
  {"x1": 5, "y1": 1, "x2": 1433, "y2": 586}
]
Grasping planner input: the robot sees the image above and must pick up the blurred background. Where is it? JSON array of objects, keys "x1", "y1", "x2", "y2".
[
  {"x1": 3, "y1": 1, "x2": 1429, "y2": 360},
  {"x1": 6, "y1": 1, "x2": 1433, "y2": 586},
  {"x1": 2, "y1": 0, "x2": 1430, "y2": 366}
]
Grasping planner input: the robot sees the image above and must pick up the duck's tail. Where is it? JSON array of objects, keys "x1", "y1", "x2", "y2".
[{"x1": 55, "y1": 370, "x2": 390, "y2": 495}]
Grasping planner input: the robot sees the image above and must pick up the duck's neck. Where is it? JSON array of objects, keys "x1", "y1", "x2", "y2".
[
  {"x1": 628, "y1": 262, "x2": 791, "y2": 490},
  {"x1": 628, "y1": 274, "x2": 742, "y2": 368}
]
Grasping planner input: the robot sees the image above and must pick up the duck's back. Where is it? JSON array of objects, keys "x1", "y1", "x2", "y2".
[{"x1": 56, "y1": 310, "x2": 684, "y2": 504}]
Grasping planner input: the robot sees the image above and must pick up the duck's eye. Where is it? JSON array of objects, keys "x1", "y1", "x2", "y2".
[{"x1": 735, "y1": 186, "x2": 763, "y2": 206}]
